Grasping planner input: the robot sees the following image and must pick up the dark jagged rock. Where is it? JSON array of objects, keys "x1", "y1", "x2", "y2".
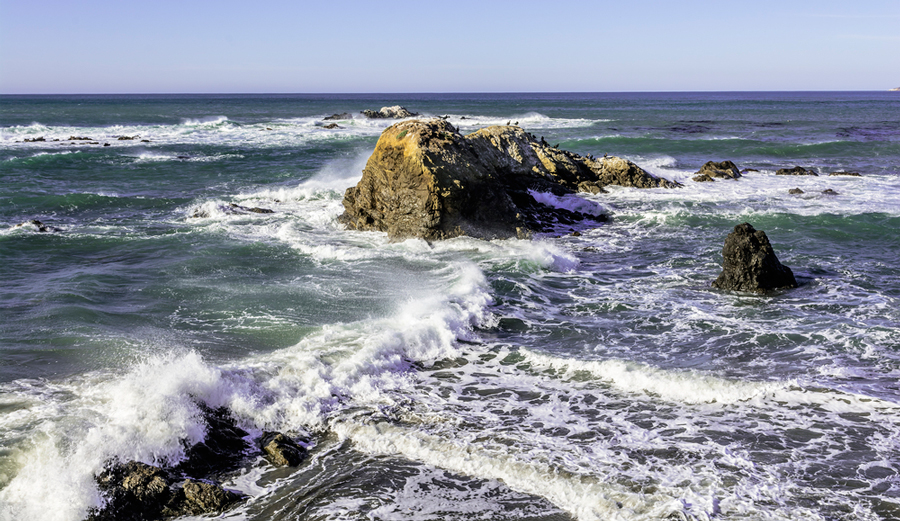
[
  {"x1": 822, "y1": 188, "x2": 839, "y2": 195},
  {"x1": 692, "y1": 174, "x2": 714, "y2": 182},
  {"x1": 24, "y1": 136, "x2": 46, "y2": 142},
  {"x1": 776, "y1": 166, "x2": 818, "y2": 176},
  {"x1": 141, "y1": 139, "x2": 151, "y2": 143},
  {"x1": 88, "y1": 404, "x2": 248, "y2": 520},
  {"x1": 829, "y1": 171, "x2": 861, "y2": 177},
  {"x1": 89, "y1": 462, "x2": 241, "y2": 521},
  {"x1": 260, "y1": 432, "x2": 307, "y2": 467},
  {"x1": 21, "y1": 219, "x2": 61, "y2": 232},
  {"x1": 173, "y1": 404, "x2": 250, "y2": 478},
  {"x1": 741, "y1": 168, "x2": 759, "y2": 174},
  {"x1": 712, "y1": 223, "x2": 798, "y2": 293},
  {"x1": 117, "y1": 136, "x2": 139, "y2": 141},
  {"x1": 227, "y1": 202, "x2": 274, "y2": 214},
  {"x1": 695, "y1": 160, "x2": 741, "y2": 180},
  {"x1": 89, "y1": 462, "x2": 173, "y2": 521},
  {"x1": 339, "y1": 119, "x2": 676, "y2": 241},
  {"x1": 103, "y1": 143, "x2": 111, "y2": 146},
  {"x1": 67, "y1": 136, "x2": 93, "y2": 141},
  {"x1": 324, "y1": 112, "x2": 352, "y2": 120},
  {"x1": 788, "y1": 188, "x2": 804, "y2": 194},
  {"x1": 361, "y1": 106, "x2": 418, "y2": 119},
  {"x1": 322, "y1": 123, "x2": 341, "y2": 129}
]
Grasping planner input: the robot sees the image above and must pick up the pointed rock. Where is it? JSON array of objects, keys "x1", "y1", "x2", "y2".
[{"x1": 712, "y1": 223, "x2": 798, "y2": 293}]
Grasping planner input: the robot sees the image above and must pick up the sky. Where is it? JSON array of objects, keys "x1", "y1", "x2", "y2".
[{"x1": 0, "y1": 0, "x2": 898, "y2": 94}]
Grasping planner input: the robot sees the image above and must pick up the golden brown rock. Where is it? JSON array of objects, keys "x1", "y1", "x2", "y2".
[{"x1": 339, "y1": 119, "x2": 677, "y2": 241}]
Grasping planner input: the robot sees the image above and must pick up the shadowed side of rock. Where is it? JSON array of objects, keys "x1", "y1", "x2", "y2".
[
  {"x1": 712, "y1": 223, "x2": 798, "y2": 293},
  {"x1": 339, "y1": 119, "x2": 678, "y2": 241}
]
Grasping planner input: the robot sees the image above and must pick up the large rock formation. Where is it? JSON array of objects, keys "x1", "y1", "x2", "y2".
[
  {"x1": 339, "y1": 119, "x2": 678, "y2": 241},
  {"x1": 712, "y1": 223, "x2": 798, "y2": 293},
  {"x1": 695, "y1": 160, "x2": 741, "y2": 180}
]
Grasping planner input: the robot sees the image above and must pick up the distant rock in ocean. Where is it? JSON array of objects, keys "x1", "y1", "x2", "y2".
[
  {"x1": 361, "y1": 106, "x2": 418, "y2": 119},
  {"x1": 890, "y1": 87, "x2": 900, "y2": 91},
  {"x1": 339, "y1": 118, "x2": 678, "y2": 241},
  {"x1": 776, "y1": 166, "x2": 818, "y2": 176},
  {"x1": 712, "y1": 223, "x2": 798, "y2": 293}
]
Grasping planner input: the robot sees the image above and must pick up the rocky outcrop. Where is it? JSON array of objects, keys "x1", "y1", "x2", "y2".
[
  {"x1": 788, "y1": 188, "x2": 804, "y2": 194},
  {"x1": 339, "y1": 119, "x2": 677, "y2": 241},
  {"x1": 776, "y1": 166, "x2": 818, "y2": 176},
  {"x1": 829, "y1": 171, "x2": 861, "y2": 177},
  {"x1": 322, "y1": 123, "x2": 341, "y2": 129},
  {"x1": 361, "y1": 106, "x2": 418, "y2": 119},
  {"x1": 260, "y1": 432, "x2": 307, "y2": 467},
  {"x1": 712, "y1": 223, "x2": 798, "y2": 293},
  {"x1": 695, "y1": 160, "x2": 741, "y2": 180},
  {"x1": 692, "y1": 174, "x2": 714, "y2": 182},
  {"x1": 88, "y1": 462, "x2": 241, "y2": 521},
  {"x1": 87, "y1": 405, "x2": 250, "y2": 520}
]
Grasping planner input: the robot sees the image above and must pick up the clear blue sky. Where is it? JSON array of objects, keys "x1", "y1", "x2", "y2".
[{"x1": 1, "y1": 0, "x2": 897, "y2": 93}]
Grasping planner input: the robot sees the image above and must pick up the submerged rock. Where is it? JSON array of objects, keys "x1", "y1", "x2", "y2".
[
  {"x1": 18, "y1": 219, "x2": 61, "y2": 232},
  {"x1": 228, "y1": 202, "x2": 274, "y2": 214},
  {"x1": 692, "y1": 173, "x2": 714, "y2": 182},
  {"x1": 740, "y1": 168, "x2": 759, "y2": 174},
  {"x1": 695, "y1": 160, "x2": 741, "y2": 180},
  {"x1": 324, "y1": 112, "x2": 352, "y2": 120},
  {"x1": 822, "y1": 188, "x2": 839, "y2": 195},
  {"x1": 776, "y1": 166, "x2": 818, "y2": 176},
  {"x1": 712, "y1": 223, "x2": 798, "y2": 293},
  {"x1": 361, "y1": 106, "x2": 418, "y2": 119},
  {"x1": 322, "y1": 123, "x2": 341, "y2": 129},
  {"x1": 788, "y1": 188, "x2": 804, "y2": 194},
  {"x1": 23, "y1": 136, "x2": 46, "y2": 142},
  {"x1": 829, "y1": 171, "x2": 861, "y2": 177},
  {"x1": 339, "y1": 119, "x2": 677, "y2": 241},
  {"x1": 260, "y1": 432, "x2": 307, "y2": 467}
]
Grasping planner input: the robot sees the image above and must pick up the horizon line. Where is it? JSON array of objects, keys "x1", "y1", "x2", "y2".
[{"x1": 2, "y1": 89, "x2": 899, "y2": 96}]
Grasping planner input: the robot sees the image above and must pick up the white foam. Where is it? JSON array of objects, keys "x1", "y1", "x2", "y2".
[
  {"x1": 333, "y1": 420, "x2": 687, "y2": 521},
  {"x1": 529, "y1": 190, "x2": 607, "y2": 217}
]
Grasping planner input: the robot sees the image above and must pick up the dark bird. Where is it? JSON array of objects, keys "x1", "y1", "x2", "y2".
[
  {"x1": 514, "y1": 121, "x2": 518, "y2": 125},
  {"x1": 506, "y1": 121, "x2": 510, "y2": 125},
  {"x1": 603, "y1": 153, "x2": 608, "y2": 158}
]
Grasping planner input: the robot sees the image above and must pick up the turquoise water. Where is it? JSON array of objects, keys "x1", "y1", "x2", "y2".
[{"x1": 1, "y1": 93, "x2": 899, "y2": 520}]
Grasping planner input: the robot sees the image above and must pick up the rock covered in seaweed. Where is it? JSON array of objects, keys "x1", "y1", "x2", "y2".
[
  {"x1": 695, "y1": 160, "x2": 742, "y2": 180},
  {"x1": 712, "y1": 223, "x2": 798, "y2": 293},
  {"x1": 339, "y1": 119, "x2": 678, "y2": 241}
]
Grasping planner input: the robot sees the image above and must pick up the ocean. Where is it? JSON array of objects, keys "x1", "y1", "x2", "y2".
[{"x1": 1, "y1": 92, "x2": 899, "y2": 520}]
